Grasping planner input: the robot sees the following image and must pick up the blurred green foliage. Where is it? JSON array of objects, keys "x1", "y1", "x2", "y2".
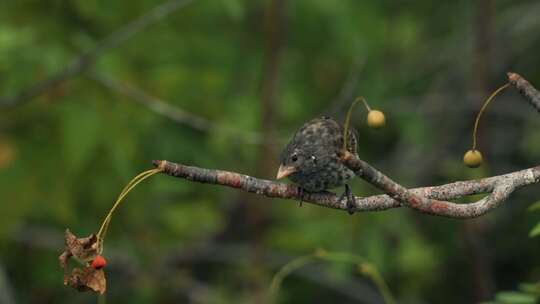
[{"x1": 1, "y1": 0, "x2": 540, "y2": 303}]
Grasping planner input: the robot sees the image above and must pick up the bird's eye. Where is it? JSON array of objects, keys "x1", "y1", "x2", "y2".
[
  {"x1": 291, "y1": 154, "x2": 298, "y2": 162},
  {"x1": 310, "y1": 155, "x2": 316, "y2": 162}
]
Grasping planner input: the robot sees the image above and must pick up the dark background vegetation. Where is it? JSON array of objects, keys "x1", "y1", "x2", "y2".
[{"x1": 1, "y1": 0, "x2": 540, "y2": 303}]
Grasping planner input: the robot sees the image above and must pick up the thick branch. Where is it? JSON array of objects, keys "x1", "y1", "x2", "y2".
[
  {"x1": 340, "y1": 152, "x2": 538, "y2": 217},
  {"x1": 152, "y1": 159, "x2": 540, "y2": 218},
  {"x1": 152, "y1": 72, "x2": 540, "y2": 219}
]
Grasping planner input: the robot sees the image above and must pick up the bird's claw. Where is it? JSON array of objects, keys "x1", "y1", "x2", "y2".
[
  {"x1": 297, "y1": 187, "x2": 305, "y2": 207},
  {"x1": 339, "y1": 184, "x2": 355, "y2": 215}
]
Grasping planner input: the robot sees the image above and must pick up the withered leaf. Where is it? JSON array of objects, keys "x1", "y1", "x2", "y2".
[
  {"x1": 63, "y1": 228, "x2": 99, "y2": 262},
  {"x1": 65, "y1": 266, "x2": 106, "y2": 294},
  {"x1": 59, "y1": 228, "x2": 107, "y2": 294}
]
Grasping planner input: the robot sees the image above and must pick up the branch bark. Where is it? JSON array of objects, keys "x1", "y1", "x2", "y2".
[
  {"x1": 152, "y1": 159, "x2": 539, "y2": 218},
  {"x1": 508, "y1": 72, "x2": 540, "y2": 112},
  {"x1": 152, "y1": 72, "x2": 540, "y2": 219}
]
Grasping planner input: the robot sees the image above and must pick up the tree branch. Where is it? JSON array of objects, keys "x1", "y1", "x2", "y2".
[
  {"x1": 507, "y1": 72, "x2": 540, "y2": 112},
  {"x1": 340, "y1": 152, "x2": 538, "y2": 218},
  {"x1": 152, "y1": 159, "x2": 539, "y2": 218},
  {"x1": 89, "y1": 72, "x2": 213, "y2": 131},
  {"x1": 152, "y1": 72, "x2": 540, "y2": 219},
  {"x1": 0, "y1": 0, "x2": 196, "y2": 108},
  {"x1": 88, "y1": 72, "x2": 264, "y2": 144}
]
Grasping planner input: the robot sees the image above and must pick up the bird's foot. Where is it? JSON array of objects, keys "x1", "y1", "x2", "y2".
[
  {"x1": 338, "y1": 184, "x2": 355, "y2": 215},
  {"x1": 297, "y1": 186, "x2": 306, "y2": 207}
]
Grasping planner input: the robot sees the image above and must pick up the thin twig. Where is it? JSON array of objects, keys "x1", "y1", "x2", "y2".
[
  {"x1": 325, "y1": 55, "x2": 366, "y2": 116},
  {"x1": 88, "y1": 72, "x2": 264, "y2": 144},
  {"x1": 507, "y1": 72, "x2": 540, "y2": 112},
  {"x1": 90, "y1": 72, "x2": 211, "y2": 130},
  {"x1": 0, "y1": 0, "x2": 196, "y2": 107}
]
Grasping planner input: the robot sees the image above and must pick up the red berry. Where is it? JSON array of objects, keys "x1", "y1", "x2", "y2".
[{"x1": 91, "y1": 255, "x2": 107, "y2": 270}]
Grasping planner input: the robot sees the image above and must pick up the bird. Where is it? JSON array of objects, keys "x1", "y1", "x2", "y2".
[{"x1": 276, "y1": 116, "x2": 358, "y2": 214}]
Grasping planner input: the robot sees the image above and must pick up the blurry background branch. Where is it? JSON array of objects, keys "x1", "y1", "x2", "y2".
[
  {"x1": 325, "y1": 55, "x2": 366, "y2": 117},
  {"x1": 89, "y1": 72, "x2": 213, "y2": 131},
  {"x1": 0, "y1": 0, "x2": 195, "y2": 108},
  {"x1": 88, "y1": 72, "x2": 265, "y2": 144},
  {"x1": 0, "y1": 264, "x2": 16, "y2": 304}
]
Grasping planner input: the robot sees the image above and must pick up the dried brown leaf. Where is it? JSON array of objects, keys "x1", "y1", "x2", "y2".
[
  {"x1": 63, "y1": 228, "x2": 99, "y2": 262},
  {"x1": 65, "y1": 266, "x2": 106, "y2": 294},
  {"x1": 59, "y1": 229, "x2": 106, "y2": 294}
]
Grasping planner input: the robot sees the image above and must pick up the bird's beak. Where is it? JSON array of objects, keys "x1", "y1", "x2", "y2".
[{"x1": 276, "y1": 165, "x2": 296, "y2": 179}]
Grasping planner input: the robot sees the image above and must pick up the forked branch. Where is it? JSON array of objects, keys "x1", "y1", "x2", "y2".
[{"x1": 153, "y1": 72, "x2": 540, "y2": 218}]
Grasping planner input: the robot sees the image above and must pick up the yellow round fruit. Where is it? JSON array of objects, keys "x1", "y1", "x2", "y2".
[
  {"x1": 463, "y1": 149, "x2": 483, "y2": 168},
  {"x1": 367, "y1": 110, "x2": 386, "y2": 129}
]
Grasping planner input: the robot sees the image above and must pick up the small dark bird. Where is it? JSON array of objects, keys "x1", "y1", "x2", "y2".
[{"x1": 276, "y1": 116, "x2": 358, "y2": 213}]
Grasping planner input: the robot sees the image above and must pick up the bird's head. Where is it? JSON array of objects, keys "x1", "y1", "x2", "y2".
[
  {"x1": 276, "y1": 143, "x2": 323, "y2": 179},
  {"x1": 277, "y1": 116, "x2": 343, "y2": 180}
]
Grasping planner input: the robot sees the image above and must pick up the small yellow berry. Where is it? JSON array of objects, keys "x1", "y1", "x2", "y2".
[
  {"x1": 463, "y1": 150, "x2": 483, "y2": 168},
  {"x1": 367, "y1": 110, "x2": 386, "y2": 129}
]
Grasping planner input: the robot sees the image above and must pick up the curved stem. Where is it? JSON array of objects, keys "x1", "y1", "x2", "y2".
[
  {"x1": 269, "y1": 254, "x2": 317, "y2": 299},
  {"x1": 96, "y1": 168, "x2": 162, "y2": 251},
  {"x1": 358, "y1": 264, "x2": 395, "y2": 304},
  {"x1": 343, "y1": 96, "x2": 372, "y2": 151},
  {"x1": 316, "y1": 251, "x2": 395, "y2": 304},
  {"x1": 472, "y1": 83, "x2": 510, "y2": 150},
  {"x1": 269, "y1": 249, "x2": 395, "y2": 304}
]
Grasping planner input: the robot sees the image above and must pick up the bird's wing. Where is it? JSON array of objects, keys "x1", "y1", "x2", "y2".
[{"x1": 346, "y1": 127, "x2": 358, "y2": 156}]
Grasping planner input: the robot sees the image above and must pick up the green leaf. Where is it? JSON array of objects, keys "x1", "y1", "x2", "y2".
[
  {"x1": 495, "y1": 291, "x2": 536, "y2": 304},
  {"x1": 529, "y1": 222, "x2": 540, "y2": 238},
  {"x1": 519, "y1": 282, "x2": 540, "y2": 295},
  {"x1": 528, "y1": 201, "x2": 540, "y2": 212},
  {"x1": 220, "y1": 0, "x2": 245, "y2": 20}
]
